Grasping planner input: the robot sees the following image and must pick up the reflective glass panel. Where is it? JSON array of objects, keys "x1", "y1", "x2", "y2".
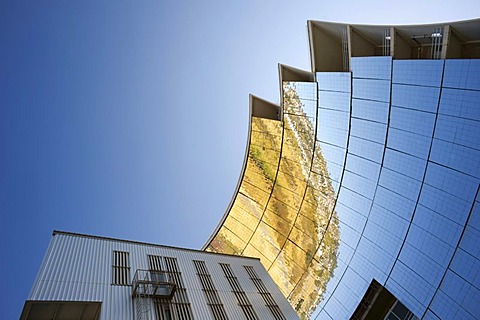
[
  {"x1": 393, "y1": 60, "x2": 444, "y2": 87},
  {"x1": 443, "y1": 59, "x2": 480, "y2": 90},
  {"x1": 351, "y1": 56, "x2": 392, "y2": 80}
]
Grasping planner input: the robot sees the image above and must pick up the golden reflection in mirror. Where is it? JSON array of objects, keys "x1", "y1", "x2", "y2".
[
  {"x1": 206, "y1": 82, "x2": 340, "y2": 319},
  {"x1": 208, "y1": 117, "x2": 282, "y2": 256}
]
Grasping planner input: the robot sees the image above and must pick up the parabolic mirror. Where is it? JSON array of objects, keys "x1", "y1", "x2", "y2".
[{"x1": 205, "y1": 81, "x2": 340, "y2": 319}]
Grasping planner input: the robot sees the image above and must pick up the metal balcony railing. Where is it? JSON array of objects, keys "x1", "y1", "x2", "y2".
[{"x1": 132, "y1": 269, "x2": 176, "y2": 299}]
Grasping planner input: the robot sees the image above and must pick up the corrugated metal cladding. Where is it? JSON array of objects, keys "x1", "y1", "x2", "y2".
[{"x1": 28, "y1": 232, "x2": 299, "y2": 320}]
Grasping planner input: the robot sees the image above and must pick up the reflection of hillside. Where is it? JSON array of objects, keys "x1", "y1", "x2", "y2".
[
  {"x1": 207, "y1": 82, "x2": 340, "y2": 319},
  {"x1": 282, "y1": 83, "x2": 340, "y2": 318}
]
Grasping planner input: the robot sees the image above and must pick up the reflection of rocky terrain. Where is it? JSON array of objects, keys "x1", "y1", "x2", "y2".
[
  {"x1": 207, "y1": 82, "x2": 340, "y2": 319},
  {"x1": 282, "y1": 83, "x2": 340, "y2": 318}
]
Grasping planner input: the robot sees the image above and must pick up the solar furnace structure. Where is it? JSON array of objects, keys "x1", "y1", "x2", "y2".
[{"x1": 204, "y1": 19, "x2": 480, "y2": 319}]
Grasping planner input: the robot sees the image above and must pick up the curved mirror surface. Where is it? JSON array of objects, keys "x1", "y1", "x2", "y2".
[
  {"x1": 207, "y1": 53, "x2": 480, "y2": 320},
  {"x1": 206, "y1": 82, "x2": 340, "y2": 319}
]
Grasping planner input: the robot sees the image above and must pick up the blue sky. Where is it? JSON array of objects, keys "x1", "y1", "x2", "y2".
[{"x1": 1, "y1": 1, "x2": 479, "y2": 318}]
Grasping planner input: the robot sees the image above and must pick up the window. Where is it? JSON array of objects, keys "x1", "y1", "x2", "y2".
[
  {"x1": 194, "y1": 260, "x2": 228, "y2": 320},
  {"x1": 149, "y1": 255, "x2": 172, "y2": 320},
  {"x1": 148, "y1": 255, "x2": 182, "y2": 320},
  {"x1": 164, "y1": 257, "x2": 193, "y2": 320},
  {"x1": 149, "y1": 255, "x2": 168, "y2": 283},
  {"x1": 154, "y1": 301, "x2": 173, "y2": 320},
  {"x1": 244, "y1": 266, "x2": 286, "y2": 320},
  {"x1": 220, "y1": 263, "x2": 258, "y2": 320},
  {"x1": 351, "y1": 279, "x2": 420, "y2": 320},
  {"x1": 386, "y1": 301, "x2": 419, "y2": 320},
  {"x1": 112, "y1": 250, "x2": 130, "y2": 286}
]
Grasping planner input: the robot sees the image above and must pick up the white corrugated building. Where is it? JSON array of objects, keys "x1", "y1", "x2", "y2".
[{"x1": 21, "y1": 231, "x2": 299, "y2": 320}]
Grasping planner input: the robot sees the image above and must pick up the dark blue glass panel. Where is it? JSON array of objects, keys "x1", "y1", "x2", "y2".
[
  {"x1": 324, "y1": 295, "x2": 350, "y2": 319},
  {"x1": 383, "y1": 148, "x2": 427, "y2": 181},
  {"x1": 438, "y1": 270, "x2": 480, "y2": 317},
  {"x1": 314, "y1": 56, "x2": 480, "y2": 320},
  {"x1": 317, "y1": 124, "x2": 348, "y2": 148},
  {"x1": 317, "y1": 72, "x2": 351, "y2": 92},
  {"x1": 324, "y1": 292, "x2": 349, "y2": 319},
  {"x1": 459, "y1": 226, "x2": 480, "y2": 258},
  {"x1": 443, "y1": 59, "x2": 480, "y2": 90},
  {"x1": 412, "y1": 204, "x2": 463, "y2": 245},
  {"x1": 318, "y1": 107, "x2": 350, "y2": 131},
  {"x1": 390, "y1": 106, "x2": 436, "y2": 137},
  {"x1": 405, "y1": 224, "x2": 455, "y2": 267},
  {"x1": 336, "y1": 202, "x2": 367, "y2": 232},
  {"x1": 316, "y1": 309, "x2": 333, "y2": 320},
  {"x1": 399, "y1": 242, "x2": 443, "y2": 286},
  {"x1": 392, "y1": 60, "x2": 444, "y2": 87},
  {"x1": 369, "y1": 203, "x2": 409, "y2": 239},
  {"x1": 318, "y1": 90, "x2": 350, "y2": 112},
  {"x1": 430, "y1": 138, "x2": 480, "y2": 177},
  {"x1": 350, "y1": 118, "x2": 387, "y2": 144},
  {"x1": 423, "y1": 310, "x2": 441, "y2": 320},
  {"x1": 352, "y1": 78, "x2": 390, "y2": 102},
  {"x1": 356, "y1": 237, "x2": 395, "y2": 274},
  {"x1": 342, "y1": 171, "x2": 377, "y2": 200},
  {"x1": 337, "y1": 187, "x2": 372, "y2": 217},
  {"x1": 434, "y1": 114, "x2": 480, "y2": 150},
  {"x1": 468, "y1": 200, "x2": 480, "y2": 232},
  {"x1": 350, "y1": 56, "x2": 392, "y2": 80},
  {"x1": 391, "y1": 84, "x2": 440, "y2": 112},
  {"x1": 378, "y1": 167, "x2": 422, "y2": 201},
  {"x1": 345, "y1": 153, "x2": 381, "y2": 181},
  {"x1": 387, "y1": 128, "x2": 431, "y2": 159},
  {"x1": 342, "y1": 263, "x2": 373, "y2": 291},
  {"x1": 388, "y1": 261, "x2": 434, "y2": 314},
  {"x1": 374, "y1": 186, "x2": 416, "y2": 221},
  {"x1": 363, "y1": 219, "x2": 403, "y2": 256},
  {"x1": 450, "y1": 248, "x2": 480, "y2": 288},
  {"x1": 351, "y1": 98, "x2": 389, "y2": 123},
  {"x1": 419, "y1": 183, "x2": 473, "y2": 226},
  {"x1": 430, "y1": 289, "x2": 476, "y2": 320},
  {"x1": 424, "y1": 162, "x2": 478, "y2": 202},
  {"x1": 439, "y1": 88, "x2": 480, "y2": 121},
  {"x1": 333, "y1": 269, "x2": 367, "y2": 311},
  {"x1": 348, "y1": 136, "x2": 384, "y2": 163},
  {"x1": 350, "y1": 252, "x2": 388, "y2": 284}
]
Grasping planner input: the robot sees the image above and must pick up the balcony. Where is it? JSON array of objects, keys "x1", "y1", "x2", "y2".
[{"x1": 132, "y1": 269, "x2": 176, "y2": 299}]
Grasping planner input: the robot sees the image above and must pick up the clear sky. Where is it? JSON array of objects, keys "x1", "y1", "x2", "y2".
[{"x1": 1, "y1": 1, "x2": 479, "y2": 318}]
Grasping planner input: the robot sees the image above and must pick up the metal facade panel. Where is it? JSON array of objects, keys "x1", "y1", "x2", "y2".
[{"x1": 28, "y1": 232, "x2": 299, "y2": 319}]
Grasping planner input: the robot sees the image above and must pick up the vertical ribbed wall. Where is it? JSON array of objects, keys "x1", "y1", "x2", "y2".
[{"x1": 28, "y1": 232, "x2": 299, "y2": 320}]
